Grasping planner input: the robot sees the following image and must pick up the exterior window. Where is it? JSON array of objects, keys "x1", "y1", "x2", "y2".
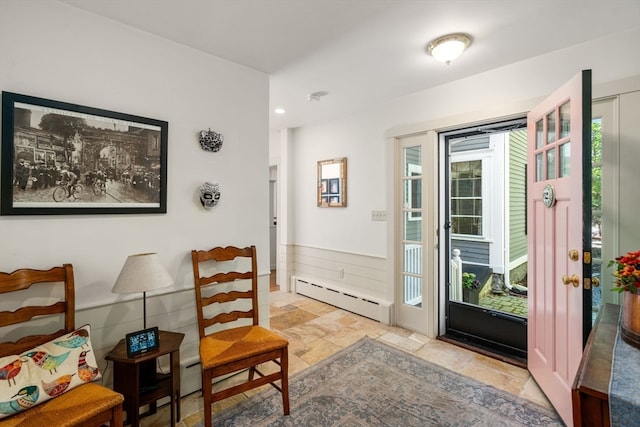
[
  {"x1": 451, "y1": 160, "x2": 482, "y2": 236},
  {"x1": 408, "y1": 164, "x2": 421, "y2": 220}
]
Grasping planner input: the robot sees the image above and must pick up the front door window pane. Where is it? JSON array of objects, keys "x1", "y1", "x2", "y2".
[
  {"x1": 559, "y1": 142, "x2": 571, "y2": 177},
  {"x1": 560, "y1": 102, "x2": 571, "y2": 138},
  {"x1": 546, "y1": 149, "x2": 556, "y2": 180},
  {"x1": 536, "y1": 119, "x2": 544, "y2": 149},
  {"x1": 536, "y1": 152, "x2": 543, "y2": 181},
  {"x1": 547, "y1": 111, "x2": 556, "y2": 144}
]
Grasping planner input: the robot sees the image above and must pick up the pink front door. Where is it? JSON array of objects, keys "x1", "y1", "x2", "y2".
[{"x1": 527, "y1": 70, "x2": 591, "y2": 426}]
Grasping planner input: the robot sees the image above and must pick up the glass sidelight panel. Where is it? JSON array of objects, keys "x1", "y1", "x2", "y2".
[
  {"x1": 403, "y1": 242, "x2": 422, "y2": 305},
  {"x1": 404, "y1": 211, "x2": 422, "y2": 241},
  {"x1": 591, "y1": 117, "x2": 603, "y2": 324},
  {"x1": 402, "y1": 145, "x2": 423, "y2": 307}
]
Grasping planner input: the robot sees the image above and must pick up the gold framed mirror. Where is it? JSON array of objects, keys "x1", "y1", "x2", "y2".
[{"x1": 317, "y1": 157, "x2": 347, "y2": 207}]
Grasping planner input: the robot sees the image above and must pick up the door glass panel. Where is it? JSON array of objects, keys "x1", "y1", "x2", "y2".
[
  {"x1": 404, "y1": 211, "x2": 422, "y2": 241},
  {"x1": 560, "y1": 102, "x2": 571, "y2": 138},
  {"x1": 403, "y1": 178, "x2": 422, "y2": 209},
  {"x1": 536, "y1": 119, "x2": 544, "y2": 149},
  {"x1": 536, "y1": 153, "x2": 543, "y2": 182},
  {"x1": 546, "y1": 148, "x2": 556, "y2": 180},
  {"x1": 404, "y1": 146, "x2": 421, "y2": 174},
  {"x1": 559, "y1": 142, "x2": 571, "y2": 177},
  {"x1": 403, "y1": 273, "x2": 422, "y2": 305},
  {"x1": 591, "y1": 118, "x2": 603, "y2": 324},
  {"x1": 546, "y1": 111, "x2": 556, "y2": 144},
  {"x1": 402, "y1": 145, "x2": 422, "y2": 307}
]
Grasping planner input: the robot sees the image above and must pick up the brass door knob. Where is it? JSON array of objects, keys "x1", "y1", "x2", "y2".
[
  {"x1": 562, "y1": 274, "x2": 580, "y2": 287},
  {"x1": 592, "y1": 277, "x2": 600, "y2": 287}
]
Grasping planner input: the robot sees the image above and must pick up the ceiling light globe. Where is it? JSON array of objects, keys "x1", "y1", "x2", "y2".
[{"x1": 427, "y1": 34, "x2": 472, "y2": 64}]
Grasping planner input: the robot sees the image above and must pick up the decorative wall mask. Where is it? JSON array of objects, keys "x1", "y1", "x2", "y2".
[
  {"x1": 199, "y1": 129, "x2": 224, "y2": 152},
  {"x1": 199, "y1": 182, "x2": 221, "y2": 209}
]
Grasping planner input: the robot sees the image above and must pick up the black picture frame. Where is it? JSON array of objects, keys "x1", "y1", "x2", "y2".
[
  {"x1": 125, "y1": 326, "x2": 160, "y2": 358},
  {"x1": 1, "y1": 92, "x2": 168, "y2": 215},
  {"x1": 329, "y1": 178, "x2": 339, "y2": 195}
]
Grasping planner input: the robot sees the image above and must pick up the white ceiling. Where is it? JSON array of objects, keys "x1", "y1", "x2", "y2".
[{"x1": 58, "y1": 0, "x2": 640, "y2": 129}]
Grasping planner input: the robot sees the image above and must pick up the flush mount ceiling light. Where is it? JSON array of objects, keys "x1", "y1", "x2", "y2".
[{"x1": 427, "y1": 33, "x2": 472, "y2": 64}]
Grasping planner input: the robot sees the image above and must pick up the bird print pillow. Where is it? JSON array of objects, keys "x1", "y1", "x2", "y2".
[{"x1": 0, "y1": 324, "x2": 101, "y2": 419}]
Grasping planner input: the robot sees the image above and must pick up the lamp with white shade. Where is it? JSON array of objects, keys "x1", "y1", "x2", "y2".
[{"x1": 112, "y1": 252, "x2": 173, "y2": 329}]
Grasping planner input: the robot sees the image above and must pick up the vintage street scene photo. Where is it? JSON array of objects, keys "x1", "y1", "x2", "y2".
[{"x1": 9, "y1": 100, "x2": 165, "y2": 210}]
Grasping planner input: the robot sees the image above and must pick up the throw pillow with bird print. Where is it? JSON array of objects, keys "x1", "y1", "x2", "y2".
[{"x1": 0, "y1": 324, "x2": 102, "y2": 419}]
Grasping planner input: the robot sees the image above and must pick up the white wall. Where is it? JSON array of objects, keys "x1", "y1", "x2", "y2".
[
  {"x1": 284, "y1": 25, "x2": 640, "y2": 327},
  {"x1": 0, "y1": 0, "x2": 270, "y2": 395}
]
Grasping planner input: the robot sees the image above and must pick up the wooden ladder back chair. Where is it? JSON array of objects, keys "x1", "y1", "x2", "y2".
[
  {"x1": 0, "y1": 264, "x2": 124, "y2": 427},
  {"x1": 191, "y1": 246, "x2": 289, "y2": 427}
]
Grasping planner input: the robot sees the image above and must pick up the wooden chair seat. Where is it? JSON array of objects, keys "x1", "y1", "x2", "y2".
[
  {"x1": 200, "y1": 325, "x2": 289, "y2": 370},
  {"x1": 0, "y1": 383, "x2": 123, "y2": 427}
]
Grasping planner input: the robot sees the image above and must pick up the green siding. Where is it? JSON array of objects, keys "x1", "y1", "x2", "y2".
[{"x1": 509, "y1": 130, "x2": 527, "y2": 262}]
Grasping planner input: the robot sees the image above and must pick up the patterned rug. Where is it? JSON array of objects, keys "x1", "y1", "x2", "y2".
[{"x1": 202, "y1": 337, "x2": 562, "y2": 426}]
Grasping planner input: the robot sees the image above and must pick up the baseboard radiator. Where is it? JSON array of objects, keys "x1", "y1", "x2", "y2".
[{"x1": 292, "y1": 276, "x2": 392, "y2": 325}]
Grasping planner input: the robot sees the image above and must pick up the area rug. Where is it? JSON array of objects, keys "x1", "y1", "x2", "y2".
[{"x1": 203, "y1": 337, "x2": 563, "y2": 426}]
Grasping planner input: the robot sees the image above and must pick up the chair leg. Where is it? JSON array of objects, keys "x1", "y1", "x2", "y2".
[
  {"x1": 281, "y1": 348, "x2": 290, "y2": 415},
  {"x1": 203, "y1": 370, "x2": 212, "y2": 427},
  {"x1": 112, "y1": 402, "x2": 124, "y2": 426}
]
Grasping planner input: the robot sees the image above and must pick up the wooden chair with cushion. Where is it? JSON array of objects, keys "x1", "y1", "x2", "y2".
[
  {"x1": 191, "y1": 245, "x2": 289, "y2": 427},
  {"x1": 0, "y1": 264, "x2": 124, "y2": 427}
]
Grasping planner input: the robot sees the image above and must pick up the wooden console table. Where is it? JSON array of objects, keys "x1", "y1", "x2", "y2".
[
  {"x1": 572, "y1": 303, "x2": 619, "y2": 427},
  {"x1": 106, "y1": 330, "x2": 184, "y2": 427}
]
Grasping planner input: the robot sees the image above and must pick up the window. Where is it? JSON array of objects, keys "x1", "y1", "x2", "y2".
[{"x1": 451, "y1": 160, "x2": 482, "y2": 236}]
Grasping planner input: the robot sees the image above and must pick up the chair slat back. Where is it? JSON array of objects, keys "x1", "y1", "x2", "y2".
[
  {"x1": 0, "y1": 264, "x2": 75, "y2": 356},
  {"x1": 191, "y1": 246, "x2": 259, "y2": 339}
]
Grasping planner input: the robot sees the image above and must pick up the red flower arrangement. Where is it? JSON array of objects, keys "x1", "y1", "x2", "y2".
[{"x1": 609, "y1": 250, "x2": 640, "y2": 294}]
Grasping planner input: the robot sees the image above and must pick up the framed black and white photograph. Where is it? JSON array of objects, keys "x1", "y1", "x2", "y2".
[{"x1": 1, "y1": 92, "x2": 168, "y2": 215}]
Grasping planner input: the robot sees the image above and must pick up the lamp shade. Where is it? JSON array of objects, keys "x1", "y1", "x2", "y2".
[{"x1": 112, "y1": 253, "x2": 173, "y2": 294}]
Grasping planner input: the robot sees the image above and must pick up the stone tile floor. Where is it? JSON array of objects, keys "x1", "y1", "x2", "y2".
[{"x1": 139, "y1": 290, "x2": 550, "y2": 426}]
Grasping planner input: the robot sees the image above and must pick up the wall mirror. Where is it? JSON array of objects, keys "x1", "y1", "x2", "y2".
[{"x1": 318, "y1": 157, "x2": 347, "y2": 207}]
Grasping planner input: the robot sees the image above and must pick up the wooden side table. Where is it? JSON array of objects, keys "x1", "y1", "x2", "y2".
[
  {"x1": 571, "y1": 303, "x2": 618, "y2": 427},
  {"x1": 106, "y1": 330, "x2": 185, "y2": 427}
]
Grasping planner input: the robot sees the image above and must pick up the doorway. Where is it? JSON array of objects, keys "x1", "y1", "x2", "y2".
[{"x1": 440, "y1": 118, "x2": 529, "y2": 362}]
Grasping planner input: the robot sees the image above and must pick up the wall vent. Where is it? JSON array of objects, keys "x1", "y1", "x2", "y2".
[{"x1": 292, "y1": 276, "x2": 392, "y2": 324}]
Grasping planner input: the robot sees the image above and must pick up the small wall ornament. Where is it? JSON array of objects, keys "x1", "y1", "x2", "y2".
[
  {"x1": 199, "y1": 129, "x2": 224, "y2": 152},
  {"x1": 199, "y1": 182, "x2": 221, "y2": 209}
]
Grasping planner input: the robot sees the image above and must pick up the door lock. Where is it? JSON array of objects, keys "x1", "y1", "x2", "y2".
[
  {"x1": 568, "y1": 249, "x2": 579, "y2": 261},
  {"x1": 562, "y1": 274, "x2": 580, "y2": 287}
]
